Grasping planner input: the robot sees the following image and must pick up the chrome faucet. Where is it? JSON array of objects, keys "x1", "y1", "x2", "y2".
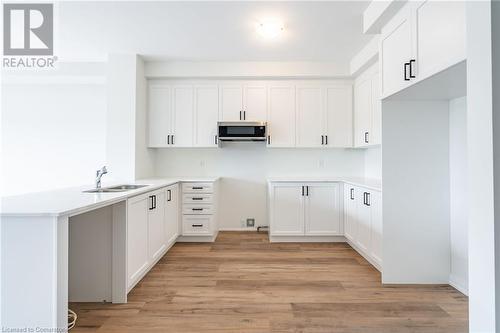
[{"x1": 95, "y1": 166, "x2": 108, "y2": 189}]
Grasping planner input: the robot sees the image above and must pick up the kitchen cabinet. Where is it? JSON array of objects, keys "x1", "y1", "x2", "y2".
[
  {"x1": 148, "y1": 84, "x2": 172, "y2": 147},
  {"x1": 305, "y1": 183, "x2": 341, "y2": 235},
  {"x1": 164, "y1": 184, "x2": 179, "y2": 246},
  {"x1": 325, "y1": 86, "x2": 353, "y2": 148},
  {"x1": 269, "y1": 182, "x2": 341, "y2": 237},
  {"x1": 127, "y1": 193, "x2": 150, "y2": 288},
  {"x1": 180, "y1": 181, "x2": 218, "y2": 239},
  {"x1": 219, "y1": 84, "x2": 267, "y2": 121},
  {"x1": 380, "y1": 1, "x2": 465, "y2": 98},
  {"x1": 194, "y1": 86, "x2": 219, "y2": 147},
  {"x1": 343, "y1": 184, "x2": 383, "y2": 269},
  {"x1": 354, "y1": 64, "x2": 381, "y2": 147},
  {"x1": 171, "y1": 86, "x2": 194, "y2": 147},
  {"x1": 148, "y1": 189, "x2": 166, "y2": 262},
  {"x1": 296, "y1": 86, "x2": 324, "y2": 147},
  {"x1": 267, "y1": 85, "x2": 296, "y2": 147}
]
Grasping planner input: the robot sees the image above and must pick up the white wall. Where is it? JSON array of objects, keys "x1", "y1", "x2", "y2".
[
  {"x1": 364, "y1": 147, "x2": 382, "y2": 179},
  {"x1": 382, "y1": 100, "x2": 451, "y2": 284},
  {"x1": 449, "y1": 96, "x2": 468, "y2": 295},
  {"x1": 1, "y1": 65, "x2": 107, "y2": 196},
  {"x1": 155, "y1": 146, "x2": 365, "y2": 229}
]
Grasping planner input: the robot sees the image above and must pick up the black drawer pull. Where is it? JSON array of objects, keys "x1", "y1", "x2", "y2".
[
  {"x1": 192, "y1": 197, "x2": 203, "y2": 200},
  {"x1": 192, "y1": 224, "x2": 203, "y2": 227},
  {"x1": 192, "y1": 208, "x2": 203, "y2": 211},
  {"x1": 192, "y1": 186, "x2": 203, "y2": 190}
]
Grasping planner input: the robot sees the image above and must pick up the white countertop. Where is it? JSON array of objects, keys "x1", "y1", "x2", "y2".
[
  {"x1": 1, "y1": 177, "x2": 218, "y2": 217},
  {"x1": 267, "y1": 176, "x2": 382, "y2": 192}
]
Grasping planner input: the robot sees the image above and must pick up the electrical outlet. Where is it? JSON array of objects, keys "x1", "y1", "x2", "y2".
[{"x1": 246, "y1": 218, "x2": 255, "y2": 227}]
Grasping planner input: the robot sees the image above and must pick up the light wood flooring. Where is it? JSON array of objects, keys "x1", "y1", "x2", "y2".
[{"x1": 70, "y1": 231, "x2": 468, "y2": 333}]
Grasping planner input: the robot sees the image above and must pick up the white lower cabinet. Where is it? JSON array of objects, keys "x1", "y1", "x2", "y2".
[
  {"x1": 343, "y1": 184, "x2": 383, "y2": 269},
  {"x1": 269, "y1": 182, "x2": 341, "y2": 237},
  {"x1": 164, "y1": 184, "x2": 179, "y2": 245},
  {"x1": 148, "y1": 189, "x2": 166, "y2": 262},
  {"x1": 180, "y1": 181, "x2": 218, "y2": 239}
]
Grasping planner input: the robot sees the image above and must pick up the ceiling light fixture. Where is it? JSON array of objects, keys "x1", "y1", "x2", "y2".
[{"x1": 256, "y1": 19, "x2": 284, "y2": 39}]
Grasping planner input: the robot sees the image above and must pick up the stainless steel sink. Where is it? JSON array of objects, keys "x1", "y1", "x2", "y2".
[{"x1": 83, "y1": 184, "x2": 147, "y2": 193}]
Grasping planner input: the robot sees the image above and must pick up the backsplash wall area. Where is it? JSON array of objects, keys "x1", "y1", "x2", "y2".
[{"x1": 154, "y1": 146, "x2": 365, "y2": 230}]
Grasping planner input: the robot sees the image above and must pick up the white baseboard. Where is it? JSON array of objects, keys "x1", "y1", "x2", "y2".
[
  {"x1": 218, "y1": 227, "x2": 262, "y2": 231},
  {"x1": 269, "y1": 235, "x2": 346, "y2": 243},
  {"x1": 449, "y1": 275, "x2": 468, "y2": 295}
]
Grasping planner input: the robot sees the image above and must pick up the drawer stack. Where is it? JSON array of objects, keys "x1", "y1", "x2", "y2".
[{"x1": 181, "y1": 182, "x2": 215, "y2": 236}]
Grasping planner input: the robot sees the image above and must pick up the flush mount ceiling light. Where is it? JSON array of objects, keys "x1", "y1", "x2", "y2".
[{"x1": 256, "y1": 19, "x2": 284, "y2": 39}]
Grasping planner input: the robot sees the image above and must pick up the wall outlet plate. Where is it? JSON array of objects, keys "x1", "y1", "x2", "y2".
[{"x1": 246, "y1": 218, "x2": 255, "y2": 227}]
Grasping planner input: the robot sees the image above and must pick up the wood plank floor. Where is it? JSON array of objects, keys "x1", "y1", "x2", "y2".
[{"x1": 70, "y1": 231, "x2": 468, "y2": 333}]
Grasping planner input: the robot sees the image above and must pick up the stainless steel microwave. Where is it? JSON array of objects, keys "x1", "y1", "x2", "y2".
[{"x1": 217, "y1": 121, "x2": 267, "y2": 142}]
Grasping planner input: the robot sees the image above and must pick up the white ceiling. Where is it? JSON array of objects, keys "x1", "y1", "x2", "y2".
[{"x1": 58, "y1": 1, "x2": 371, "y2": 66}]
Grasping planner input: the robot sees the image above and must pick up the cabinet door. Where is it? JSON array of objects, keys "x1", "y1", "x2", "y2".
[
  {"x1": 356, "y1": 190, "x2": 372, "y2": 253},
  {"x1": 243, "y1": 85, "x2": 267, "y2": 121},
  {"x1": 325, "y1": 86, "x2": 353, "y2": 148},
  {"x1": 369, "y1": 191, "x2": 383, "y2": 266},
  {"x1": 296, "y1": 86, "x2": 324, "y2": 147},
  {"x1": 148, "y1": 84, "x2": 172, "y2": 147},
  {"x1": 380, "y1": 7, "x2": 413, "y2": 97},
  {"x1": 354, "y1": 78, "x2": 372, "y2": 147},
  {"x1": 304, "y1": 183, "x2": 341, "y2": 235},
  {"x1": 148, "y1": 190, "x2": 166, "y2": 262},
  {"x1": 127, "y1": 195, "x2": 149, "y2": 287},
  {"x1": 370, "y1": 72, "x2": 382, "y2": 145},
  {"x1": 267, "y1": 85, "x2": 296, "y2": 147},
  {"x1": 270, "y1": 183, "x2": 304, "y2": 235},
  {"x1": 172, "y1": 86, "x2": 194, "y2": 147},
  {"x1": 165, "y1": 184, "x2": 179, "y2": 245},
  {"x1": 220, "y1": 86, "x2": 243, "y2": 121},
  {"x1": 344, "y1": 185, "x2": 358, "y2": 242},
  {"x1": 194, "y1": 86, "x2": 219, "y2": 147},
  {"x1": 414, "y1": 0, "x2": 465, "y2": 80}
]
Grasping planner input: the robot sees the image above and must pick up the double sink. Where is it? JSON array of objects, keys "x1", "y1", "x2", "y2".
[{"x1": 83, "y1": 184, "x2": 147, "y2": 193}]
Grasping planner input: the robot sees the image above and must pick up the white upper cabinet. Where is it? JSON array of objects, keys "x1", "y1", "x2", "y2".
[
  {"x1": 267, "y1": 85, "x2": 296, "y2": 147},
  {"x1": 304, "y1": 183, "x2": 341, "y2": 235},
  {"x1": 296, "y1": 86, "x2": 324, "y2": 147},
  {"x1": 171, "y1": 86, "x2": 194, "y2": 147},
  {"x1": 380, "y1": 6, "x2": 413, "y2": 98},
  {"x1": 414, "y1": 0, "x2": 465, "y2": 80},
  {"x1": 243, "y1": 85, "x2": 267, "y2": 121},
  {"x1": 220, "y1": 86, "x2": 243, "y2": 121},
  {"x1": 354, "y1": 64, "x2": 381, "y2": 148},
  {"x1": 325, "y1": 86, "x2": 353, "y2": 148},
  {"x1": 380, "y1": 1, "x2": 466, "y2": 98},
  {"x1": 148, "y1": 84, "x2": 172, "y2": 147},
  {"x1": 194, "y1": 86, "x2": 219, "y2": 147}
]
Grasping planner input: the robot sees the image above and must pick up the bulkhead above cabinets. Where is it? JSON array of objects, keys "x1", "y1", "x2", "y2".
[{"x1": 147, "y1": 80, "x2": 381, "y2": 149}]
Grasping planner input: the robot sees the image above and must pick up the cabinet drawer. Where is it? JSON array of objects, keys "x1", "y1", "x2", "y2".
[
  {"x1": 182, "y1": 204, "x2": 213, "y2": 215},
  {"x1": 183, "y1": 183, "x2": 213, "y2": 194},
  {"x1": 182, "y1": 216, "x2": 212, "y2": 235},
  {"x1": 182, "y1": 193, "x2": 213, "y2": 204}
]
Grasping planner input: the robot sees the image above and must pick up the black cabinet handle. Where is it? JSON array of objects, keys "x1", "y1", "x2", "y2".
[
  {"x1": 215, "y1": 135, "x2": 218, "y2": 145},
  {"x1": 350, "y1": 188, "x2": 354, "y2": 200},
  {"x1": 149, "y1": 195, "x2": 154, "y2": 210},
  {"x1": 325, "y1": 135, "x2": 328, "y2": 145},
  {"x1": 301, "y1": 186, "x2": 304, "y2": 196},
  {"x1": 192, "y1": 197, "x2": 203, "y2": 201},
  {"x1": 192, "y1": 208, "x2": 203, "y2": 211},
  {"x1": 363, "y1": 192, "x2": 367, "y2": 205},
  {"x1": 192, "y1": 224, "x2": 203, "y2": 227},
  {"x1": 364, "y1": 132, "x2": 369, "y2": 144},
  {"x1": 167, "y1": 189, "x2": 171, "y2": 202},
  {"x1": 167, "y1": 135, "x2": 170, "y2": 145},
  {"x1": 366, "y1": 192, "x2": 371, "y2": 206},
  {"x1": 154, "y1": 195, "x2": 157, "y2": 209},
  {"x1": 171, "y1": 135, "x2": 175, "y2": 145},
  {"x1": 409, "y1": 59, "x2": 416, "y2": 78},
  {"x1": 306, "y1": 186, "x2": 309, "y2": 196},
  {"x1": 321, "y1": 135, "x2": 324, "y2": 145},
  {"x1": 239, "y1": 111, "x2": 242, "y2": 120},
  {"x1": 404, "y1": 62, "x2": 410, "y2": 81},
  {"x1": 267, "y1": 135, "x2": 271, "y2": 145},
  {"x1": 243, "y1": 111, "x2": 246, "y2": 120},
  {"x1": 192, "y1": 186, "x2": 203, "y2": 190}
]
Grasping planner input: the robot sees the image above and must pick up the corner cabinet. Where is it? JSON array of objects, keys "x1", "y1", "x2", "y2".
[
  {"x1": 268, "y1": 182, "x2": 342, "y2": 239},
  {"x1": 380, "y1": 1, "x2": 465, "y2": 98},
  {"x1": 343, "y1": 184, "x2": 382, "y2": 269}
]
